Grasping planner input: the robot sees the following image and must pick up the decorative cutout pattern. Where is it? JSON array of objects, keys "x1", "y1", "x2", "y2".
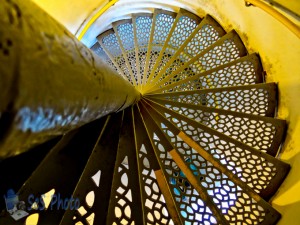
[
  {"x1": 138, "y1": 144, "x2": 174, "y2": 224},
  {"x1": 150, "y1": 131, "x2": 217, "y2": 224},
  {"x1": 159, "y1": 121, "x2": 268, "y2": 224},
  {"x1": 117, "y1": 23, "x2": 135, "y2": 51},
  {"x1": 161, "y1": 38, "x2": 242, "y2": 88},
  {"x1": 109, "y1": 156, "x2": 134, "y2": 224},
  {"x1": 161, "y1": 102, "x2": 277, "y2": 152},
  {"x1": 73, "y1": 171, "x2": 101, "y2": 224},
  {"x1": 161, "y1": 87, "x2": 271, "y2": 116},
  {"x1": 136, "y1": 16, "x2": 152, "y2": 47},
  {"x1": 101, "y1": 33, "x2": 123, "y2": 57},
  {"x1": 184, "y1": 25, "x2": 222, "y2": 60},
  {"x1": 160, "y1": 110, "x2": 277, "y2": 194},
  {"x1": 169, "y1": 59, "x2": 258, "y2": 92},
  {"x1": 91, "y1": 44, "x2": 119, "y2": 74},
  {"x1": 169, "y1": 16, "x2": 198, "y2": 49},
  {"x1": 152, "y1": 13, "x2": 175, "y2": 44},
  {"x1": 135, "y1": 15, "x2": 153, "y2": 84},
  {"x1": 100, "y1": 33, "x2": 132, "y2": 83},
  {"x1": 116, "y1": 22, "x2": 139, "y2": 84},
  {"x1": 91, "y1": 170, "x2": 101, "y2": 187}
]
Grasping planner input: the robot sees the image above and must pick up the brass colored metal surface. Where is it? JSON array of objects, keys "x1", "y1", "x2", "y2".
[
  {"x1": 106, "y1": 108, "x2": 143, "y2": 224},
  {"x1": 146, "y1": 97, "x2": 286, "y2": 156},
  {"x1": 145, "y1": 14, "x2": 226, "y2": 92},
  {"x1": 147, "y1": 83, "x2": 278, "y2": 117},
  {"x1": 141, "y1": 100, "x2": 283, "y2": 224},
  {"x1": 145, "y1": 30, "x2": 247, "y2": 93},
  {"x1": 145, "y1": 8, "x2": 202, "y2": 87},
  {"x1": 149, "y1": 53, "x2": 263, "y2": 94},
  {"x1": 59, "y1": 113, "x2": 122, "y2": 225},
  {"x1": 132, "y1": 105, "x2": 175, "y2": 224},
  {"x1": 143, "y1": 99, "x2": 290, "y2": 200},
  {"x1": 0, "y1": 0, "x2": 140, "y2": 159}
]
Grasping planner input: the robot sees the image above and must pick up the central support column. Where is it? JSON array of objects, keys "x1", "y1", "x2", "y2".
[{"x1": 0, "y1": 0, "x2": 140, "y2": 158}]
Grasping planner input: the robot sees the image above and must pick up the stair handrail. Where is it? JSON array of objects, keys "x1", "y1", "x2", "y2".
[
  {"x1": 245, "y1": 0, "x2": 300, "y2": 39},
  {"x1": 77, "y1": 0, "x2": 119, "y2": 40},
  {"x1": 258, "y1": 0, "x2": 300, "y2": 20}
]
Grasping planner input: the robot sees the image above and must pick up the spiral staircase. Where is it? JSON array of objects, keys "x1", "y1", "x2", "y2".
[{"x1": 0, "y1": 6, "x2": 291, "y2": 225}]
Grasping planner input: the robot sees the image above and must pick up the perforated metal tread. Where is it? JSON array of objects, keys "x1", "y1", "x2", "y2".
[
  {"x1": 146, "y1": 83, "x2": 278, "y2": 117},
  {"x1": 145, "y1": 97, "x2": 286, "y2": 156}
]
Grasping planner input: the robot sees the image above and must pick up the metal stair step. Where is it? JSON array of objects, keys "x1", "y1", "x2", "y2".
[
  {"x1": 97, "y1": 29, "x2": 134, "y2": 84},
  {"x1": 132, "y1": 105, "x2": 175, "y2": 224},
  {"x1": 144, "y1": 30, "x2": 248, "y2": 93},
  {"x1": 141, "y1": 99, "x2": 290, "y2": 200},
  {"x1": 149, "y1": 53, "x2": 264, "y2": 94},
  {"x1": 59, "y1": 113, "x2": 122, "y2": 225},
  {"x1": 147, "y1": 14, "x2": 226, "y2": 89},
  {"x1": 145, "y1": 97, "x2": 286, "y2": 157},
  {"x1": 142, "y1": 9, "x2": 177, "y2": 86},
  {"x1": 105, "y1": 108, "x2": 143, "y2": 224},
  {"x1": 113, "y1": 19, "x2": 139, "y2": 86},
  {"x1": 146, "y1": 83, "x2": 278, "y2": 117}
]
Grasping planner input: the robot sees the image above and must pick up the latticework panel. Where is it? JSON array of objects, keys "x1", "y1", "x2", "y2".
[
  {"x1": 134, "y1": 14, "x2": 153, "y2": 85},
  {"x1": 183, "y1": 24, "x2": 224, "y2": 61},
  {"x1": 144, "y1": 100, "x2": 289, "y2": 200},
  {"x1": 143, "y1": 10, "x2": 176, "y2": 83},
  {"x1": 152, "y1": 54, "x2": 263, "y2": 93},
  {"x1": 168, "y1": 15, "x2": 199, "y2": 49},
  {"x1": 139, "y1": 104, "x2": 218, "y2": 224},
  {"x1": 148, "y1": 98, "x2": 286, "y2": 156},
  {"x1": 154, "y1": 112, "x2": 276, "y2": 225},
  {"x1": 97, "y1": 31, "x2": 133, "y2": 83},
  {"x1": 106, "y1": 109, "x2": 143, "y2": 224},
  {"x1": 108, "y1": 157, "x2": 136, "y2": 224},
  {"x1": 115, "y1": 21, "x2": 139, "y2": 84},
  {"x1": 152, "y1": 12, "x2": 176, "y2": 45},
  {"x1": 148, "y1": 83, "x2": 277, "y2": 117},
  {"x1": 148, "y1": 10, "x2": 201, "y2": 83},
  {"x1": 152, "y1": 32, "x2": 247, "y2": 91},
  {"x1": 133, "y1": 107, "x2": 174, "y2": 224}
]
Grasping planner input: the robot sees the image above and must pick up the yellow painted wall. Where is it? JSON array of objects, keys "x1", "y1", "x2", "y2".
[
  {"x1": 31, "y1": 0, "x2": 300, "y2": 224},
  {"x1": 31, "y1": 0, "x2": 108, "y2": 34}
]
